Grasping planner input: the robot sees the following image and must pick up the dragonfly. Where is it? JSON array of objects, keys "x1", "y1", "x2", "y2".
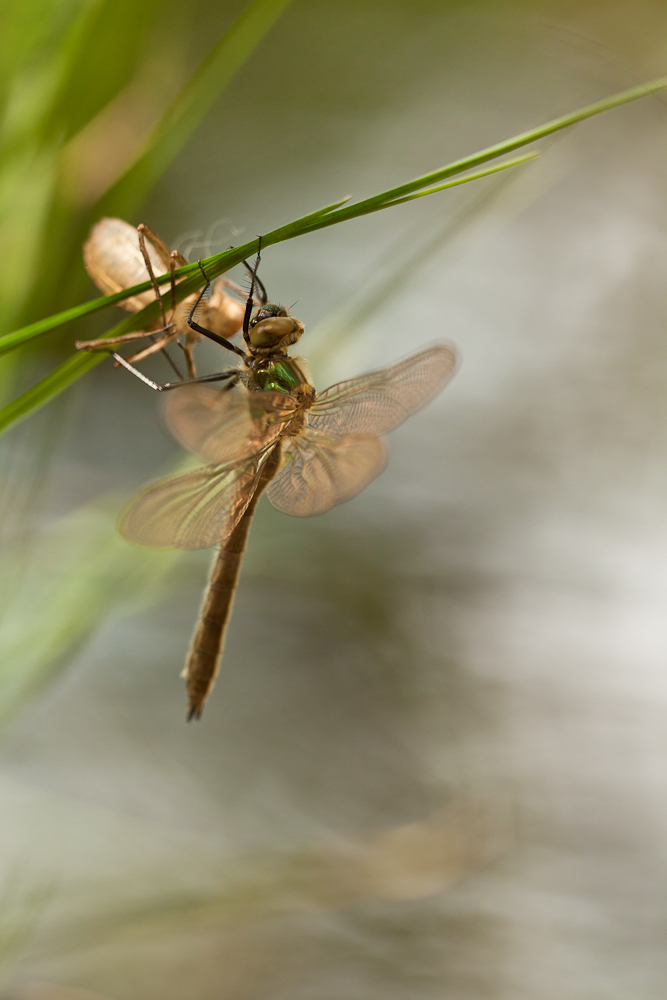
[
  {"x1": 76, "y1": 216, "x2": 248, "y2": 378},
  {"x1": 116, "y1": 248, "x2": 458, "y2": 719}
]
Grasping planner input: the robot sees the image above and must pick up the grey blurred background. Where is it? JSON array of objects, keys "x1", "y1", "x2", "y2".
[{"x1": 2, "y1": 1, "x2": 667, "y2": 998}]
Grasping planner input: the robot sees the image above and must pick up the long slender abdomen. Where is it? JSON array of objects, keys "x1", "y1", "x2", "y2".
[{"x1": 184, "y1": 445, "x2": 281, "y2": 719}]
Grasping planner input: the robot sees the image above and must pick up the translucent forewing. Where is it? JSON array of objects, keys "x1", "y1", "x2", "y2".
[
  {"x1": 307, "y1": 343, "x2": 457, "y2": 437},
  {"x1": 267, "y1": 430, "x2": 386, "y2": 517},
  {"x1": 163, "y1": 385, "x2": 297, "y2": 465},
  {"x1": 119, "y1": 458, "x2": 267, "y2": 550},
  {"x1": 121, "y1": 389, "x2": 295, "y2": 548},
  {"x1": 84, "y1": 217, "x2": 171, "y2": 313}
]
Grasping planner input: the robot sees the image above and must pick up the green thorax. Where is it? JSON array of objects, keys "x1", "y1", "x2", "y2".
[{"x1": 250, "y1": 356, "x2": 308, "y2": 394}]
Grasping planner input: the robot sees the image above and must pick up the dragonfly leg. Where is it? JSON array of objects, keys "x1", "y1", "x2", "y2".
[
  {"x1": 160, "y1": 370, "x2": 240, "y2": 392},
  {"x1": 242, "y1": 236, "x2": 262, "y2": 348},
  {"x1": 111, "y1": 353, "x2": 162, "y2": 390},
  {"x1": 110, "y1": 352, "x2": 239, "y2": 393},
  {"x1": 217, "y1": 271, "x2": 251, "y2": 301},
  {"x1": 214, "y1": 249, "x2": 264, "y2": 304},
  {"x1": 187, "y1": 261, "x2": 247, "y2": 359},
  {"x1": 241, "y1": 259, "x2": 267, "y2": 305}
]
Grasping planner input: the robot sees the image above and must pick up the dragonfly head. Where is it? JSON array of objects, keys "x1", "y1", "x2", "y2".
[{"x1": 248, "y1": 303, "x2": 304, "y2": 353}]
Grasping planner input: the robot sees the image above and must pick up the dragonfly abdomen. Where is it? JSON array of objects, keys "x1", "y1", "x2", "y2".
[{"x1": 184, "y1": 444, "x2": 282, "y2": 719}]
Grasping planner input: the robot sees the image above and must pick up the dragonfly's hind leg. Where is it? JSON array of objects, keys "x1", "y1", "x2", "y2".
[
  {"x1": 111, "y1": 352, "x2": 240, "y2": 393},
  {"x1": 160, "y1": 369, "x2": 241, "y2": 392},
  {"x1": 241, "y1": 237, "x2": 262, "y2": 349},
  {"x1": 186, "y1": 262, "x2": 247, "y2": 360}
]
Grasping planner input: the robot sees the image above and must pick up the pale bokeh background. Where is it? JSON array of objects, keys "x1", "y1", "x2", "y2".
[{"x1": 2, "y1": 2, "x2": 667, "y2": 998}]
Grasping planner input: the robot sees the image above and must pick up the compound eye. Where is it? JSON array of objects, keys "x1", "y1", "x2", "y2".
[{"x1": 249, "y1": 316, "x2": 296, "y2": 348}]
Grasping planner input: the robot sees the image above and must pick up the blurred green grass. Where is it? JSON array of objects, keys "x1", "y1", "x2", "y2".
[
  {"x1": 2, "y1": 74, "x2": 666, "y2": 436},
  {"x1": 0, "y1": 0, "x2": 293, "y2": 337},
  {"x1": 0, "y1": 0, "x2": 294, "y2": 733}
]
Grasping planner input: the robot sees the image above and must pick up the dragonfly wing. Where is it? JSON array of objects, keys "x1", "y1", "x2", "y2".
[
  {"x1": 120, "y1": 457, "x2": 264, "y2": 550},
  {"x1": 163, "y1": 385, "x2": 296, "y2": 464},
  {"x1": 308, "y1": 343, "x2": 457, "y2": 437},
  {"x1": 83, "y1": 217, "x2": 171, "y2": 313},
  {"x1": 266, "y1": 429, "x2": 386, "y2": 517}
]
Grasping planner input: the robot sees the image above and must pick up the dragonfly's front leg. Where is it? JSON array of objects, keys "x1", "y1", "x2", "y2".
[
  {"x1": 111, "y1": 352, "x2": 240, "y2": 392},
  {"x1": 187, "y1": 262, "x2": 247, "y2": 360}
]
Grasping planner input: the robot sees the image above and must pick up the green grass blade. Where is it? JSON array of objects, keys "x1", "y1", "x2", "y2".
[
  {"x1": 7, "y1": 71, "x2": 663, "y2": 355},
  {"x1": 1, "y1": 74, "x2": 666, "y2": 433},
  {"x1": 20, "y1": 0, "x2": 296, "y2": 326},
  {"x1": 4, "y1": 72, "x2": 665, "y2": 353},
  {"x1": 0, "y1": 167, "x2": 491, "y2": 362},
  {"x1": 297, "y1": 73, "x2": 667, "y2": 228},
  {"x1": 378, "y1": 151, "x2": 539, "y2": 207},
  {"x1": 0, "y1": 198, "x2": 358, "y2": 358},
  {"x1": 0, "y1": 288, "x2": 171, "y2": 357},
  {"x1": 38, "y1": 0, "x2": 162, "y2": 146}
]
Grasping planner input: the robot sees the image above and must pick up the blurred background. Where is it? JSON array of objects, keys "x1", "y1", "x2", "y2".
[{"x1": 2, "y1": 0, "x2": 667, "y2": 997}]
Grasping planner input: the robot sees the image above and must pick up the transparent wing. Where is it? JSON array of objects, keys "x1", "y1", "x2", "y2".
[
  {"x1": 308, "y1": 343, "x2": 457, "y2": 437},
  {"x1": 119, "y1": 458, "x2": 263, "y2": 550},
  {"x1": 266, "y1": 429, "x2": 387, "y2": 517},
  {"x1": 163, "y1": 385, "x2": 297, "y2": 464},
  {"x1": 83, "y1": 217, "x2": 171, "y2": 313}
]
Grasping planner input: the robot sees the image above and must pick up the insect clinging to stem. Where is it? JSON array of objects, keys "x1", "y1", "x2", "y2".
[{"x1": 83, "y1": 220, "x2": 459, "y2": 719}]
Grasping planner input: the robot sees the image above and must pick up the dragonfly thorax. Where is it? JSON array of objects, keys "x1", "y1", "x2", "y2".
[
  {"x1": 244, "y1": 352, "x2": 314, "y2": 436},
  {"x1": 247, "y1": 354, "x2": 313, "y2": 398}
]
